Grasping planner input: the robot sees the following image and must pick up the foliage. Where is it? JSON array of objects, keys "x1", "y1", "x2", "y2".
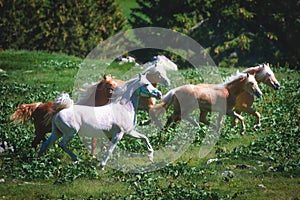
[
  {"x1": 0, "y1": 0, "x2": 127, "y2": 57},
  {"x1": 0, "y1": 50, "x2": 299, "y2": 199},
  {"x1": 131, "y1": 0, "x2": 300, "y2": 68},
  {"x1": 218, "y1": 71, "x2": 300, "y2": 172}
]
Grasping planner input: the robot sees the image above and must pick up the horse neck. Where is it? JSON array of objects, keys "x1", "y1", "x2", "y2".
[
  {"x1": 123, "y1": 91, "x2": 139, "y2": 124},
  {"x1": 225, "y1": 78, "x2": 247, "y2": 97},
  {"x1": 145, "y1": 71, "x2": 156, "y2": 83},
  {"x1": 95, "y1": 82, "x2": 111, "y2": 106},
  {"x1": 243, "y1": 66, "x2": 264, "y2": 83}
]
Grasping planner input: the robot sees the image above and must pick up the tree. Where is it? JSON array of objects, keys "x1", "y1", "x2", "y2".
[
  {"x1": 0, "y1": 0, "x2": 127, "y2": 57},
  {"x1": 130, "y1": 0, "x2": 299, "y2": 68}
]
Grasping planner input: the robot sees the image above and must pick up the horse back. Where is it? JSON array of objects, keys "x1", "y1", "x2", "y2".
[{"x1": 31, "y1": 102, "x2": 54, "y2": 132}]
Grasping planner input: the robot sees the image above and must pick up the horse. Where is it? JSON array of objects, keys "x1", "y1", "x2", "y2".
[
  {"x1": 149, "y1": 73, "x2": 263, "y2": 135},
  {"x1": 10, "y1": 74, "x2": 118, "y2": 150},
  {"x1": 88, "y1": 56, "x2": 176, "y2": 157},
  {"x1": 232, "y1": 63, "x2": 280, "y2": 129},
  {"x1": 38, "y1": 74, "x2": 162, "y2": 170}
]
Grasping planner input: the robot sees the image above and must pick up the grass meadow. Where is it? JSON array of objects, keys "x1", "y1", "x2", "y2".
[{"x1": 0, "y1": 50, "x2": 299, "y2": 199}]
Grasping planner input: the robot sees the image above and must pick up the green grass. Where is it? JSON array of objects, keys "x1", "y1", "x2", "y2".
[{"x1": 0, "y1": 50, "x2": 299, "y2": 199}]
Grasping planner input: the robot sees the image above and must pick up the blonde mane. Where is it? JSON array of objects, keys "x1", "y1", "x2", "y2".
[
  {"x1": 223, "y1": 72, "x2": 247, "y2": 86},
  {"x1": 242, "y1": 63, "x2": 274, "y2": 82},
  {"x1": 75, "y1": 81, "x2": 100, "y2": 105}
]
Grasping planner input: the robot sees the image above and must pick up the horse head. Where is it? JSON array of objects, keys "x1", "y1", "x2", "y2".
[
  {"x1": 102, "y1": 74, "x2": 119, "y2": 94},
  {"x1": 142, "y1": 55, "x2": 178, "y2": 87},
  {"x1": 256, "y1": 63, "x2": 280, "y2": 90},
  {"x1": 120, "y1": 74, "x2": 162, "y2": 105},
  {"x1": 137, "y1": 73, "x2": 162, "y2": 99},
  {"x1": 244, "y1": 73, "x2": 263, "y2": 98}
]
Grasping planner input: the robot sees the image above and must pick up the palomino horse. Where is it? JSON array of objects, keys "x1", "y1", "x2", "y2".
[
  {"x1": 150, "y1": 73, "x2": 263, "y2": 135},
  {"x1": 233, "y1": 63, "x2": 280, "y2": 129},
  {"x1": 10, "y1": 74, "x2": 118, "y2": 150},
  {"x1": 38, "y1": 74, "x2": 162, "y2": 170}
]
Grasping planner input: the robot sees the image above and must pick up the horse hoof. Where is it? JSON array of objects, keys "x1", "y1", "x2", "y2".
[
  {"x1": 98, "y1": 164, "x2": 105, "y2": 170},
  {"x1": 148, "y1": 152, "x2": 154, "y2": 163},
  {"x1": 253, "y1": 124, "x2": 261, "y2": 130}
]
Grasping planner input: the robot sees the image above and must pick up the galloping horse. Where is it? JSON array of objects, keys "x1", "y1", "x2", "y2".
[
  {"x1": 150, "y1": 73, "x2": 263, "y2": 135},
  {"x1": 233, "y1": 63, "x2": 280, "y2": 129},
  {"x1": 38, "y1": 74, "x2": 162, "y2": 170},
  {"x1": 10, "y1": 74, "x2": 118, "y2": 149},
  {"x1": 88, "y1": 56, "x2": 176, "y2": 157}
]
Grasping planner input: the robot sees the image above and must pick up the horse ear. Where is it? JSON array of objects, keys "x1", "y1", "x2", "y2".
[{"x1": 103, "y1": 74, "x2": 112, "y2": 80}]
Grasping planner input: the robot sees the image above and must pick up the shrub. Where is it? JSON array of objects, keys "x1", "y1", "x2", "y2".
[{"x1": 0, "y1": 0, "x2": 126, "y2": 57}]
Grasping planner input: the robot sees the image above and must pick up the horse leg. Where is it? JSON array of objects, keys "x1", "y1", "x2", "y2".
[
  {"x1": 32, "y1": 133, "x2": 46, "y2": 150},
  {"x1": 91, "y1": 138, "x2": 98, "y2": 158},
  {"x1": 231, "y1": 110, "x2": 242, "y2": 128},
  {"x1": 166, "y1": 112, "x2": 181, "y2": 129},
  {"x1": 57, "y1": 130, "x2": 77, "y2": 161},
  {"x1": 100, "y1": 131, "x2": 124, "y2": 170},
  {"x1": 242, "y1": 107, "x2": 261, "y2": 130},
  {"x1": 227, "y1": 110, "x2": 245, "y2": 135},
  {"x1": 183, "y1": 115, "x2": 200, "y2": 128},
  {"x1": 127, "y1": 130, "x2": 154, "y2": 162},
  {"x1": 165, "y1": 100, "x2": 181, "y2": 128},
  {"x1": 149, "y1": 107, "x2": 164, "y2": 130},
  {"x1": 215, "y1": 113, "x2": 224, "y2": 132},
  {"x1": 38, "y1": 128, "x2": 61, "y2": 158},
  {"x1": 199, "y1": 111, "x2": 217, "y2": 130}
]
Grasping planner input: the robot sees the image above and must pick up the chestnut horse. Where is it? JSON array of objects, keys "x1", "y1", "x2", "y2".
[
  {"x1": 150, "y1": 73, "x2": 263, "y2": 135},
  {"x1": 10, "y1": 74, "x2": 118, "y2": 150},
  {"x1": 233, "y1": 63, "x2": 280, "y2": 129}
]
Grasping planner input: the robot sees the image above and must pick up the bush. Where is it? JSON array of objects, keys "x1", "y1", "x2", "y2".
[{"x1": 0, "y1": 0, "x2": 126, "y2": 57}]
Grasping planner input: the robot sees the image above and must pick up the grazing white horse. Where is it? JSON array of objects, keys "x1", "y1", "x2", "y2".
[{"x1": 38, "y1": 74, "x2": 162, "y2": 170}]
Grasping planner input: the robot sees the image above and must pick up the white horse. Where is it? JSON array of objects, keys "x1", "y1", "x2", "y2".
[
  {"x1": 38, "y1": 74, "x2": 162, "y2": 170},
  {"x1": 75, "y1": 56, "x2": 176, "y2": 158},
  {"x1": 143, "y1": 55, "x2": 178, "y2": 71}
]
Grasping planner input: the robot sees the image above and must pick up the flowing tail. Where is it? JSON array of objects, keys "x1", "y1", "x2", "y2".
[
  {"x1": 44, "y1": 93, "x2": 74, "y2": 126},
  {"x1": 149, "y1": 89, "x2": 176, "y2": 129},
  {"x1": 10, "y1": 103, "x2": 41, "y2": 124}
]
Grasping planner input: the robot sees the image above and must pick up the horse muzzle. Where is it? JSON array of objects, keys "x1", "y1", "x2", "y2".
[
  {"x1": 273, "y1": 82, "x2": 281, "y2": 90},
  {"x1": 254, "y1": 90, "x2": 263, "y2": 98},
  {"x1": 154, "y1": 90, "x2": 162, "y2": 99}
]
